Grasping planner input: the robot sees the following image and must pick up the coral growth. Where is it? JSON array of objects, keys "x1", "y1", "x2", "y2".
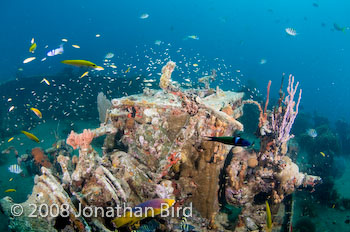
[
  {"x1": 97, "y1": 92, "x2": 112, "y2": 123},
  {"x1": 0, "y1": 63, "x2": 321, "y2": 232},
  {"x1": 159, "y1": 61, "x2": 176, "y2": 90},
  {"x1": 31, "y1": 147, "x2": 51, "y2": 168},
  {"x1": 66, "y1": 129, "x2": 95, "y2": 151},
  {"x1": 224, "y1": 75, "x2": 320, "y2": 231}
]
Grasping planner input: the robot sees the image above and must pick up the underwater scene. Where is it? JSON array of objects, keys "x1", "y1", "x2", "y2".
[{"x1": 0, "y1": 0, "x2": 349, "y2": 231}]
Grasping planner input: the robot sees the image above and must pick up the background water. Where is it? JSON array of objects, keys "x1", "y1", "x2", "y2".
[{"x1": 1, "y1": 0, "x2": 349, "y2": 122}]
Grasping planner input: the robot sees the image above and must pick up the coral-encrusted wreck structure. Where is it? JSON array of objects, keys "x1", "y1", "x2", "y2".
[{"x1": 1, "y1": 62, "x2": 320, "y2": 232}]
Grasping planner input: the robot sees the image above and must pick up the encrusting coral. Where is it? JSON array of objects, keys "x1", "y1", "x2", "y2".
[
  {"x1": 66, "y1": 129, "x2": 95, "y2": 152},
  {"x1": 0, "y1": 62, "x2": 321, "y2": 232},
  {"x1": 227, "y1": 75, "x2": 321, "y2": 231},
  {"x1": 159, "y1": 61, "x2": 176, "y2": 91},
  {"x1": 31, "y1": 147, "x2": 52, "y2": 169}
]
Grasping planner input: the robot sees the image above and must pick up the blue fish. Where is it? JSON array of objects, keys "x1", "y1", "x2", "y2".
[
  {"x1": 181, "y1": 223, "x2": 196, "y2": 232},
  {"x1": 206, "y1": 136, "x2": 251, "y2": 147},
  {"x1": 132, "y1": 220, "x2": 159, "y2": 232}
]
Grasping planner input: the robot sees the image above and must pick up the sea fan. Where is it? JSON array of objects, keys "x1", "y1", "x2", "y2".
[{"x1": 285, "y1": 27, "x2": 297, "y2": 36}]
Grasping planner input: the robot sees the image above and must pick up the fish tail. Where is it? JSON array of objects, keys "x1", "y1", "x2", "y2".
[
  {"x1": 206, "y1": 136, "x2": 218, "y2": 142},
  {"x1": 266, "y1": 200, "x2": 272, "y2": 229},
  {"x1": 206, "y1": 136, "x2": 232, "y2": 144}
]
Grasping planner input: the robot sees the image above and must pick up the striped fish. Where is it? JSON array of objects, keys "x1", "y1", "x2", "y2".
[
  {"x1": 8, "y1": 164, "x2": 23, "y2": 174},
  {"x1": 180, "y1": 217, "x2": 196, "y2": 232}
]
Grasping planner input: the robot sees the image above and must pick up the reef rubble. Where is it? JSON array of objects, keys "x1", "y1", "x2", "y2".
[{"x1": 0, "y1": 62, "x2": 321, "y2": 232}]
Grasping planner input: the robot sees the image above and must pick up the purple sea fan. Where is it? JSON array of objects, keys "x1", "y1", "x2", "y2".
[{"x1": 274, "y1": 74, "x2": 302, "y2": 144}]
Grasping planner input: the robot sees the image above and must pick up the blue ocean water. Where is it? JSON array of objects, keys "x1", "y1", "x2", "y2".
[
  {"x1": 1, "y1": 0, "x2": 350, "y2": 231},
  {"x1": 1, "y1": 0, "x2": 349, "y2": 120}
]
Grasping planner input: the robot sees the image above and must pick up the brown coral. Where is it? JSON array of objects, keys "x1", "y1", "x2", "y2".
[
  {"x1": 125, "y1": 118, "x2": 135, "y2": 129},
  {"x1": 31, "y1": 147, "x2": 51, "y2": 168},
  {"x1": 72, "y1": 155, "x2": 78, "y2": 165},
  {"x1": 159, "y1": 61, "x2": 176, "y2": 90},
  {"x1": 247, "y1": 157, "x2": 258, "y2": 168}
]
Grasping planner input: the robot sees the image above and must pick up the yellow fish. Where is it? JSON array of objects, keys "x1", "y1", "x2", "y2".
[
  {"x1": 320, "y1": 152, "x2": 326, "y2": 157},
  {"x1": 110, "y1": 65, "x2": 117, "y2": 69},
  {"x1": 21, "y1": 130, "x2": 40, "y2": 143},
  {"x1": 188, "y1": 35, "x2": 199, "y2": 40},
  {"x1": 80, "y1": 71, "x2": 89, "y2": 79},
  {"x1": 9, "y1": 178, "x2": 13, "y2": 181},
  {"x1": 30, "y1": 107, "x2": 42, "y2": 119},
  {"x1": 29, "y1": 43, "x2": 37, "y2": 53},
  {"x1": 8, "y1": 137, "x2": 14, "y2": 142},
  {"x1": 40, "y1": 78, "x2": 50, "y2": 85},
  {"x1": 5, "y1": 189, "x2": 16, "y2": 193},
  {"x1": 62, "y1": 38, "x2": 68, "y2": 42},
  {"x1": 266, "y1": 201, "x2": 272, "y2": 231},
  {"x1": 61, "y1": 60, "x2": 102, "y2": 69},
  {"x1": 112, "y1": 199, "x2": 175, "y2": 228},
  {"x1": 193, "y1": 63, "x2": 198, "y2": 67},
  {"x1": 72, "y1": 44, "x2": 80, "y2": 48},
  {"x1": 125, "y1": 67, "x2": 131, "y2": 73}
]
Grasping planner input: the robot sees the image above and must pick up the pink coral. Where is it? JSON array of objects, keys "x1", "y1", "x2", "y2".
[{"x1": 66, "y1": 129, "x2": 95, "y2": 151}]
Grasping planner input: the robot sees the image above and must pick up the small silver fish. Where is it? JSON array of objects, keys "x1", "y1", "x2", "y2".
[
  {"x1": 306, "y1": 129, "x2": 317, "y2": 138},
  {"x1": 8, "y1": 164, "x2": 23, "y2": 174},
  {"x1": 285, "y1": 27, "x2": 297, "y2": 36},
  {"x1": 105, "y1": 52, "x2": 114, "y2": 59},
  {"x1": 140, "y1": 13, "x2": 149, "y2": 19}
]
